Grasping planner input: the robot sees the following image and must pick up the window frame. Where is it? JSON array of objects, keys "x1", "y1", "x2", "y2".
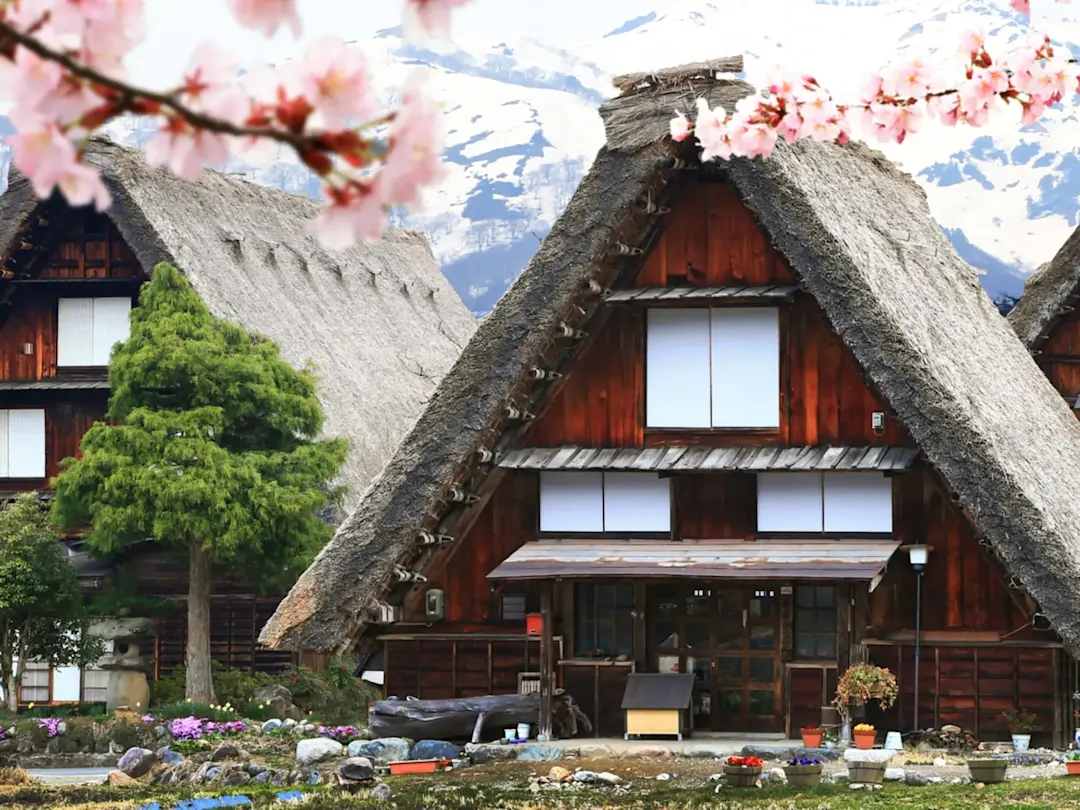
[
  {"x1": 793, "y1": 586, "x2": 838, "y2": 661},
  {"x1": 644, "y1": 304, "x2": 785, "y2": 433},
  {"x1": 0, "y1": 408, "x2": 47, "y2": 480},
  {"x1": 573, "y1": 582, "x2": 635, "y2": 658},
  {"x1": 57, "y1": 296, "x2": 132, "y2": 369},
  {"x1": 755, "y1": 472, "x2": 894, "y2": 536},
  {"x1": 538, "y1": 471, "x2": 672, "y2": 536}
]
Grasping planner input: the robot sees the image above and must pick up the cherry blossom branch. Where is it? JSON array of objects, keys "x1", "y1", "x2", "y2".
[{"x1": 0, "y1": 0, "x2": 471, "y2": 250}]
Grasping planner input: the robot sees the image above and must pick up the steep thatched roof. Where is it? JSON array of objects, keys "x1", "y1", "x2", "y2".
[
  {"x1": 1007, "y1": 227, "x2": 1080, "y2": 349},
  {"x1": 0, "y1": 139, "x2": 476, "y2": 510},
  {"x1": 261, "y1": 58, "x2": 1080, "y2": 656}
]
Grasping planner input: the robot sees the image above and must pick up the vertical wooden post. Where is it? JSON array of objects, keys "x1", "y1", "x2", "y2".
[
  {"x1": 633, "y1": 581, "x2": 647, "y2": 673},
  {"x1": 539, "y1": 584, "x2": 554, "y2": 741}
]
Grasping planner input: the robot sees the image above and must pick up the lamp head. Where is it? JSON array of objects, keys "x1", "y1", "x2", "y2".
[{"x1": 901, "y1": 543, "x2": 932, "y2": 573}]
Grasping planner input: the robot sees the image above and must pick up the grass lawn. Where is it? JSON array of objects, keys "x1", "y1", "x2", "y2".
[{"x1": 8, "y1": 778, "x2": 1080, "y2": 810}]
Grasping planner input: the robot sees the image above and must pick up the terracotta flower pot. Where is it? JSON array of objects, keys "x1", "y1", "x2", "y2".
[
  {"x1": 723, "y1": 765, "x2": 762, "y2": 787},
  {"x1": 853, "y1": 729, "x2": 876, "y2": 750},
  {"x1": 801, "y1": 729, "x2": 824, "y2": 748},
  {"x1": 1067, "y1": 761, "x2": 1080, "y2": 776}
]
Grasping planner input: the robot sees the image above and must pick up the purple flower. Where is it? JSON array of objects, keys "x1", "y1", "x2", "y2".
[
  {"x1": 141, "y1": 714, "x2": 155, "y2": 724},
  {"x1": 169, "y1": 716, "x2": 204, "y2": 741},
  {"x1": 317, "y1": 725, "x2": 358, "y2": 742},
  {"x1": 36, "y1": 718, "x2": 61, "y2": 738}
]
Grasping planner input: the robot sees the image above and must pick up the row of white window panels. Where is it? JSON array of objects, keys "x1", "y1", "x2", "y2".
[
  {"x1": 57, "y1": 297, "x2": 131, "y2": 367},
  {"x1": 646, "y1": 307, "x2": 780, "y2": 429},
  {"x1": 539, "y1": 471, "x2": 892, "y2": 534},
  {"x1": 16, "y1": 642, "x2": 113, "y2": 703},
  {"x1": 0, "y1": 409, "x2": 45, "y2": 478}
]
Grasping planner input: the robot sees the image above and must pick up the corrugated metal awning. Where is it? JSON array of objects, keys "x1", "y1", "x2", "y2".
[
  {"x1": 488, "y1": 538, "x2": 901, "y2": 582},
  {"x1": 0, "y1": 380, "x2": 110, "y2": 391},
  {"x1": 604, "y1": 285, "x2": 799, "y2": 303},
  {"x1": 499, "y1": 445, "x2": 919, "y2": 472}
]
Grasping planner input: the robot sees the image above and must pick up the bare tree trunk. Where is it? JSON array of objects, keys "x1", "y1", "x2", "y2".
[{"x1": 185, "y1": 541, "x2": 215, "y2": 703}]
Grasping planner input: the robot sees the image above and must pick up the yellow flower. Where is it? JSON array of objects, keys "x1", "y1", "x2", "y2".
[{"x1": 27, "y1": 702, "x2": 34, "y2": 709}]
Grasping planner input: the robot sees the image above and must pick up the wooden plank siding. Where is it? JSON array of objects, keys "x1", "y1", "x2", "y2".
[{"x1": 1038, "y1": 305, "x2": 1080, "y2": 411}]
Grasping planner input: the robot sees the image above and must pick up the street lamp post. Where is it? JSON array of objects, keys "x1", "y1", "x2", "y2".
[{"x1": 902, "y1": 544, "x2": 932, "y2": 731}]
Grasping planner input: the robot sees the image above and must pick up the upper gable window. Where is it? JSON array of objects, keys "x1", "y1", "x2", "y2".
[
  {"x1": 539, "y1": 471, "x2": 671, "y2": 533},
  {"x1": 58, "y1": 298, "x2": 131, "y2": 367},
  {"x1": 757, "y1": 472, "x2": 893, "y2": 533},
  {"x1": 646, "y1": 307, "x2": 780, "y2": 429}
]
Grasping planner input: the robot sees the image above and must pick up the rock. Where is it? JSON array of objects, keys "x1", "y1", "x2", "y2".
[
  {"x1": 154, "y1": 726, "x2": 166, "y2": 739},
  {"x1": 843, "y1": 748, "x2": 898, "y2": 764},
  {"x1": 576, "y1": 744, "x2": 619, "y2": 759},
  {"x1": 253, "y1": 772, "x2": 272, "y2": 784},
  {"x1": 296, "y1": 723, "x2": 316, "y2": 735},
  {"x1": 905, "y1": 771, "x2": 931, "y2": 786},
  {"x1": 371, "y1": 783, "x2": 394, "y2": 801},
  {"x1": 655, "y1": 773, "x2": 672, "y2": 781},
  {"x1": 288, "y1": 769, "x2": 301, "y2": 783},
  {"x1": 708, "y1": 773, "x2": 724, "y2": 783},
  {"x1": 353, "y1": 738, "x2": 413, "y2": 766},
  {"x1": 212, "y1": 743, "x2": 241, "y2": 761},
  {"x1": 516, "y1": 744, "x2": 564, "y2": 762},
  {"x1": 221, "y1": 771, "x2": 250, "y2": 786},
  {"x1": 941, "y1": 725, "x2": 962, "y2": 734},
  {"x1": 339, "y1": 757, "x2": 375, "y2": 781},
  {"x1": 624, "y1": 746, "x2": 675, "y2": 759},
  {"x1": 411, "y1": 740, "x2": 462, "y2": 760},
  {"x1": 107, "y1": 769, "x2": 137, "y2": 786},
  {"x1": 795, "y1": 746, "x2": 844, "y2": 761},
  {"x1": 740, "y1": 745, "x2": 798, "y2": 761},
  {"x1": 549, "y1": 766, "x2": 572, "y2": 782},
  {"x1": 573, "y1": 770, "x2": 599, "y2": 784},
  {"x1": 465, "y1": 742, "x2": 516, "y2": 765},
  {"x1": 246, "y1": 763, "x2": 266, "y2": 776},
  {"x1": 884, "y1": 767, "x2": 906, "y2": 781},
  {"x1": 528, "y1": 782, "x2": 541, "y2": 794},
  {"x1": 56, "y1": 721, "x2": 68, "y2": 736},
  {"x1": 768, "y1": 767, "x2": 787, "y2": 784},
  {"x1": 932, "y1": 757, "x2": 948, "y2": 767},
  {"x1": 117, "y1": 747, "x2": 157, "y2": 778},
  {"x1": 261, "y1": 719, "x2": 284, "y2": 735},
  {"x1": 282, "y1": 718, "x2": 298, "y2": 729},
  {"x1": 827, "y1": 770, "x2": 850, "y2": 783},
  {"x1": 203, "y1": 767, "x2": 221, "y2": 783},
  {"x1": 160, "y1": 749, "x2": 184, "y2": 766},
  {"x1": 346, "y1": 740, "x2": 367, "y2": 758},
  {"x1": 928, "y1": 776, "x2": 944, "y2": 784},
  {"x1": 307, "y1": 771, "x2": 321, "y2": 785},
  {"x1": 296, "y1": 737, "x2": 344, "y2": 765},
  {"x1": 0, "y1": 739, "x2": 15, "y2": 754},
  {"x1": 253, "y1": 684, "x2": 298, "y2": 720}
]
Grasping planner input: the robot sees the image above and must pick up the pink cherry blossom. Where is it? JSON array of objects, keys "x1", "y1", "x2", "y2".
[
  {"x1": 296, "y1": 38, "x2": 377, "y2": 130},
  {"x1": 5, "y1": 112, "x2": 105, "y2": 208},
  {"x1": 379, "y1": 74, "x2": 444, "y2": 211},
  {"x1": 881, "y1": 57, "x2": 935, "y2": 99},
  {"x1": 403, "y1": 0, "x2": 472, "y2": 43},
  {"x1": 82, "y1": 0, "x2": 147, "y2": 75},
  {"x1": 693, "y1": 98, "x2": 731, "y2": 160},
  {"x1": 145, "y1": 121, "x2": 230, "y2": 181},
  {"x1": 959, "y1": 28, "x2": 986, "y2": 55},
  {"x1": 307, "y1": 184, "x2": 387, "y2": 250},
  {"x1": 227, "y1": 0, "x2": 301, "y2": 38},
  {"x1": 57, "y1": 161, "x2": 112, "y2": 210},
  {"x1": 47, "y1": 0, "x2": 115, "y2": 35},
  {"x1": 670, "y1": 111, "x2": 692, "y2": 142},
  {"x1": 8, "y1": 46, "x2": 64, "y2": 110},
  {"x1": 181, "y1": 43, "x2": 247, "y2": 124},
  {"x1": 729, "y1": 116, "x2": 778, "y2": 158},
  {"x1": 1010, "y1": 0, "x2": 1031, "y2": 12}
]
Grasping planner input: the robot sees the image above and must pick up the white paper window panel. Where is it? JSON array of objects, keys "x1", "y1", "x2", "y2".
[
  {"x1": 539, "y1": 471, "x2": 604, "y2": 532},
  {"x1": 757, "y1": 473, "x2": 823, "y2": 532},
  {"x1": 711, "y1": 307, "x2": 780, "y2": 428},
  {"x1": 646, "y1": 308, "x2": 712, "y2": 428},
  {"x1": 82, "y1": 668, "x2": 109, "y2": 703},
  {"x1": 92, "y1": 297, "x2": 132, "y2": 365},
  {"x1": 57, "y1": 298, "x2": 95, "y2": 366},
  {"x1": 8, "y1": 409, "x2": 45, "y2": 479},
  {"x1": 0, "y1": 410, "x2": 8, "y2": 477},
  {"x1": 53, "y1": 666, "x2": 82, "y2": 701},
  {"x1": 823, "y1": 473, "x2": 893, "y2": 533},
  {"x1": 602, "y1": 473, "x2": 671, "y2": 532}
]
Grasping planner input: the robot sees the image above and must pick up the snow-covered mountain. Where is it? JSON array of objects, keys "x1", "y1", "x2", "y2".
[{"x1": 9, "y1": 0, "x2": 1080, "y2": 313}]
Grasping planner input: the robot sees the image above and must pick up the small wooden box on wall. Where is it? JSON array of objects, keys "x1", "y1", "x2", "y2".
[{"x1": 621, "y1": 673, "x2": 696, "y2": 741}]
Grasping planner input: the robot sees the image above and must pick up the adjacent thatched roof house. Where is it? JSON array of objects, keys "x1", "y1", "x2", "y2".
[
  {"x1": 260, "y1": 57, "x2": 1080, "y2": 658},
  {"x1": 0, "y1": 138, "x2": 477, "y2": 508},
  {"x1": 1008, "y1": 229, "x2": 1080, "y2": 351}
]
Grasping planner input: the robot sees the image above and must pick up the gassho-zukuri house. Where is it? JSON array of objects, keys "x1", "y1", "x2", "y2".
[
  {"x1": 261, "y1": 57, "x2": 1080, "y2": 748},
  {"x1": 0, "y1": 137, "x2": 476, "y2": 703}
]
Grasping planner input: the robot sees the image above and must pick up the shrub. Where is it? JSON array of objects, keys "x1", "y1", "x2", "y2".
[
  {"x1": 111, "y1": 719, "x2": 139, "y2": 750},
  {"x1": 150, "y1": 702, "x2": 237, "y2": 722},
  {"x1": 212, "y1": 666, "x2": 274, "y2": 709},
  {"x1": 279, "y1": 657, "x2": 379, "y2": 725},
  {"x1": 242, "y1": 700, "x2": 276, "y2": 721},
  {"x1": 15, "y1": 719, "x2": 50, "y2": 749},
  {"x1": 149, "y1": 669, "x2": 186, "y2": 706},
  {"x1": 64, "y1": 717, "x2": 96, "y2": 749}
]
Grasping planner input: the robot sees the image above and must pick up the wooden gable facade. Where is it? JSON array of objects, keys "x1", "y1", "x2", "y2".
[{"x1": 378, "y1": 176, "x2": 1064, "y2": 744}]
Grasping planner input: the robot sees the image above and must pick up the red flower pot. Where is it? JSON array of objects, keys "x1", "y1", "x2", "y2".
[
  {"x1": 853, "y1": 730, "x2": 876, "y2": 750},
  {"x1": 801, "y1": 729, "x2": 824, "y2": 748},
  {"x1": 1067, "y1": 761, "x2": 1080, "y2": 776}
]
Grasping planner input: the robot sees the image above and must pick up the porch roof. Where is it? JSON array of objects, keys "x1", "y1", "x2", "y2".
[
  {"x1": 487, "y1": 538, "x2": 901, "y2": 581},
  {"x1": 498, "y1": 445, "x2": 919, "y2": 472}
]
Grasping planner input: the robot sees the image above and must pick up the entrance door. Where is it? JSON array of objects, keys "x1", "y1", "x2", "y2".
[{"x1": 649, "y1": 584, "x2": 783, "y2": 733}]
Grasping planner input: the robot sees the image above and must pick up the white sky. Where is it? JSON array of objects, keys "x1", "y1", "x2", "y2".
[{"x1": 128, "y1": 0, "x2": 660, "y2": 89}]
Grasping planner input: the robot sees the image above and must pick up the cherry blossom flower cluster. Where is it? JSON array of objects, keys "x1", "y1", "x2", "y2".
[
  {"x1": 671, "y1": 1, "x2": 1077, "y2": 161},
  {"x1": 0, "y1": 0, "x2": 472, "y2": 250}
]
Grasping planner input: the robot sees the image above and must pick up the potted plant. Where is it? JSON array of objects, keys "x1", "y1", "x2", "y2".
[
  {"x1": 967, "y1": 756, "x2": 1008, "y2": 784},
  {"x1": 853, "y1": 722, "x2": 876, "y2": 750},
  {"x1": 1066, "y1": 752, "x2": 1080, "y2": 776},
  {"x1": 723, "y1": 755, "x2": 764, "y2": 787},
  {"x1": 784, "y1": 755, "x2": 823, "y2": 787},
  {"x1": 800, "y1": 722, "x2": 824, "y2": 748},
  {"x1": 1003, "y1": 709, "x2": 1039, "y2": 753},
  {"x1": 835, "y1": 665, "x2": 899, "y2": 710}
]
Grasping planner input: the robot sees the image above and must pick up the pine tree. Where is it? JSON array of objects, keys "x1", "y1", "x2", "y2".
[{"x1": 52, "y1": 263, "x2": 348, "y2": 702}]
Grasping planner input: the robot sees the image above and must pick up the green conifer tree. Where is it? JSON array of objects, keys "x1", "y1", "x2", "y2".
[{"x1": 53, "y1": 263, "x2": 347, "y2": 702}]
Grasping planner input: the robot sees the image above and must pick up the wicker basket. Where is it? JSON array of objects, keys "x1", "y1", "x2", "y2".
[
  {"x1": 784, "y1": 764, "x2": 823, "y2": 787},
  {"x1": 723, "y1": 765, "x2": 763, "y2": 787},
  {"x1": 967, "y1": 759, "x2": 1008, "y2": 784},
  {"x1": 848, "y1": 762, "x2": 886, "y2": 786}
]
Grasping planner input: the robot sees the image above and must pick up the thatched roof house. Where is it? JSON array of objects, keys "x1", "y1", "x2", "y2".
[
  {"x1": 1008, "y1": 229, "x2": 1080, "y2": 351},
  {"x1": 260, "y1": 57, "x2": 1080, "y2": 657},
  {"x1": 0, "y1": 138, "x2": 476, "y2": 507}
]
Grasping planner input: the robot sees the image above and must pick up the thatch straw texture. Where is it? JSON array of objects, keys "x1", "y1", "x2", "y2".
[
  {"x1": 262, "y1": 59, "x2": 1080, "y2": 657},
  {"x1": 0, "y1": 139, "x2": 476, "y2": 510},
  {"x1": 1008, "y1": 227, "x2": 1080, "y2": 349}
]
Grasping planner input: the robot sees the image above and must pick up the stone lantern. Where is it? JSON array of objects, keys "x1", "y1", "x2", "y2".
[{"x1": 88, "y1": 616, "x2": 157, "y2": 713}]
